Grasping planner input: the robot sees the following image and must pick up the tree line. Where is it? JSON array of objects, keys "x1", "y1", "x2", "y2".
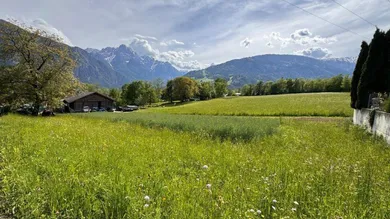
[
  {"x1": 238, "y1": 74, "x2": 351, "y2": 96},
  {"x1": 106, "y1": 77, "x2": 228, "y2": 106},
  {"x1": 96, "y1": 75, "x2": 350, "y2": 106},
  {"x1": 351, "y1": 28, "x2": 390, "y2": 109}
]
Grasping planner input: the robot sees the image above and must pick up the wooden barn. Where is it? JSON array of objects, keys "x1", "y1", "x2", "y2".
[{"x1": 64, "y1": 92, "x2": 114, "y2": 112}]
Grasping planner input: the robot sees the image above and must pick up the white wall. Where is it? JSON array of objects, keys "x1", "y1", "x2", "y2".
[{"x1": 354, "y1": 109, "x2": 390, "y2": 144}]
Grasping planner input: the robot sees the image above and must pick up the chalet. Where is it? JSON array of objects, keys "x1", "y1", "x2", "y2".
[{"x1": 64, "y1": 92, "x2": 114, "y2": 112}]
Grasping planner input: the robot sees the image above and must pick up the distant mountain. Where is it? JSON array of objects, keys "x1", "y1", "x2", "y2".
[
  {"x1": 86, "y1": 45, "x2": 184, "y2": 83},
  {"x1": 0, "y1": 19, "x2": 184, "y2": 88},
  {"x1": 185, "y1": 54, "x2": 356, "y2": 88}
]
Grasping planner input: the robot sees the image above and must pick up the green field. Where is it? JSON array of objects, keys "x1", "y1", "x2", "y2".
[
  {"x1": 147, "y1": 93, "x2": 353, "y2": 117},
  {"x1": 78, "y1": 112, "x2": 280, "y2": 142},
  {"x1": 1, "y1": 114, "x2": 390, "y2": 218}
]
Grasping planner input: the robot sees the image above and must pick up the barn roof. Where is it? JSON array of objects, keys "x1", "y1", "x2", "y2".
[{"x1": 64, "y1": 92, "x2": 115, "y2": 103}]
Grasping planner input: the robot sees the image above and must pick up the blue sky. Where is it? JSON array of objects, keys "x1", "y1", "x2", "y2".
[{"x1": 2, "y1": 0, "x2": 390, "y2": 71}]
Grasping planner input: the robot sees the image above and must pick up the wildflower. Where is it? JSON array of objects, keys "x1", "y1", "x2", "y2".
[
  {"x1": 293, "y1": 201, "x2": 299, "y2": 205},
  {"x1": 144, "y1": 195, "x2": 150, "y2": 202},
  {"x1": 206, "y1": 183, "x2": 212, "y2": 189},
  {"x1": 249, "y1": 209, "x2": 255, "y2": 213},
  {"x1": 272, "y1": 199, "x2": 277, "y2": 203},
  {"x1": 144, "y1": 204, "x2": 149, "y2": 208},
  {"x1": 292, "y1": 208, "x2": 297, "y2": 212},
  {"x1": 257, "y1": 210, "x2": 262, "y2": 215},
  {"x1": 272, "y1": 206, "x2": 276, "y2": 210},
  {"x1": 202, "y1": 165, "x2": 209, "y2": 169}
]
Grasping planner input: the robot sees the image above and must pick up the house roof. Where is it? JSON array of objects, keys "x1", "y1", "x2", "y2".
[{"x1": 64, "y1": 92, "x2": 115, "y2": 103}]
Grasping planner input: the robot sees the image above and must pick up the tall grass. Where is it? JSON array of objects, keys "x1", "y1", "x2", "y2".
[
  {"x1": 147, "y1": 93, "x2": 353, "y2": 117},
  {"x1": 77, "y1": 112, "x2": 280, "y2": 142},
  {"x1": 1, "y1": 115, "x2": 390, "y2": 218}
]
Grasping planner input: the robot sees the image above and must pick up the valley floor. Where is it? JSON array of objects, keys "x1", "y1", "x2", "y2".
[{"x1": 0, "y1": 93, "x2": 388, "y2": 218}]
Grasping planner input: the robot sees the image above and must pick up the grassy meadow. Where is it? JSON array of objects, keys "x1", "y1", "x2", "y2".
[
  {"x1": 147, "y1": 93, "x2": 353, "y2": 117},
  {"x1": 1, "y1": 114, "x2": 390, "y2": 218},
  {"x1": 77, "y1": 112, "x2": 280, "y2": 142}
]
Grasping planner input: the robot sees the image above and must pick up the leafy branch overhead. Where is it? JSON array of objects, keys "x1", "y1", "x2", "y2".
[{"x1": 0, "y1": 19, "x2": 79, "y2": 114}]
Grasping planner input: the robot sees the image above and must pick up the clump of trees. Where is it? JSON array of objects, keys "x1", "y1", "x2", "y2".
[
  {"x1": 351, "y1": 28, "x2": 390, "y2": 109},
  {"x1": 0, "y1": 20, "x2": 78, "y2": 115},
  {"x1": 237, "y1": 74, "x2": 351, "y2": 96}
]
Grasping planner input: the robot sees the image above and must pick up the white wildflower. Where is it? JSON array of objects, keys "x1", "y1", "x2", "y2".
[
  {"x1": 202, "y1": 165, "x2": 209, "y2": 169},
  {"x1": 292, "y1": 208, "x2": 297, "y2": 212},
  {"x1": 206, "y1": 183, "x2": 212, "y2": 189},
  {"x1": 144, "y1": 204, "x2": 149, "y2": 208},
  {"x1": 272, "y1": 199, "x2": 277, "y2": 203},
  {"x1": 257, "y1": 210, "x2": 262, "y2": 215},
  {"x1": 272, "y1": 206, "x2": 276, "y2": 210},
  {"x1": 249, "y1": 209, "x2": 255, "y2": 213},
  {"x1": 144, "y1": 196, "x2": 150, "y2": 202},
  {"x1": 293, "y1": 201, "x2": 299, "y2": 205}
]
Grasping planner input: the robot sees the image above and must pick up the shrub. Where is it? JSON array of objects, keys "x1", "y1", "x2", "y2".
[{"x1": 384, "y1": 98, "x2": 390, "y2": 113}]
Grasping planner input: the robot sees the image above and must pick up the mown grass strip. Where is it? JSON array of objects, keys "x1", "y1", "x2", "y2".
[{"x1": 77, "y1": 112, "x2": 280, "y2": 142}]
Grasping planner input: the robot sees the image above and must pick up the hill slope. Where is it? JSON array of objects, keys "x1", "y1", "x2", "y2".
[{"x1": 185, "y1": 54, "x2": 356, "y2": 88}]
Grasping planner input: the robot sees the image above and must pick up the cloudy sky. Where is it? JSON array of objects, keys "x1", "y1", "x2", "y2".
[{"x1": 1, "y1": 0, "x2": 390, "y2": 71}]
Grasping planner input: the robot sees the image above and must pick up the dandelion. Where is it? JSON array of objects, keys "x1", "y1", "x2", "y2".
[
  {"x1": 206, "y1": 183, "x2": 212, "y2": 189},
  {"x1": 257, "y1": 210, "x2": 262, "y2": 215},
  {"x1": 292, "y1": 208, "x2": 297, "y2": 212},
  {"x1": 202, "y1": 165, "x2": 209, "y2": 169},
  {"x1": 144, "y1": 204, "x2": 149, "y2": 208},
  {"x1": 293, "y1": 201, "x2": 299, "y2": 205},
  {"x1": 144, "y1": 195, "x2": 150, "y2": 202}
]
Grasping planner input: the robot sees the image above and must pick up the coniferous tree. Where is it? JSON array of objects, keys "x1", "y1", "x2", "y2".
[
  {"x1": 357, "y1": 29, "x2": 386, "y2": 109},
  {"x1": 351, "y1": 41, "x2": 369, "y2": 108}
]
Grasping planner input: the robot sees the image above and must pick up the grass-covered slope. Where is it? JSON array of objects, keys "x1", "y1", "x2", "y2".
[
  {"x1": 1, "y1": 115, "x2": 389, "y2": 218},
  {"x1": 147, "y1": 93, "x2": 353, "y2": 117}
]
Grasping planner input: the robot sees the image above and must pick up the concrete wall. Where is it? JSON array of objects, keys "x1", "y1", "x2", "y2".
[{"x1": 354, "y1": 109, "x2": 390, "y2": 144}]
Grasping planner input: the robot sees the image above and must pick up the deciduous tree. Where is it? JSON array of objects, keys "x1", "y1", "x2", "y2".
[{"x1": 0, "y1": 20, "x2": 77, "y2": 115}]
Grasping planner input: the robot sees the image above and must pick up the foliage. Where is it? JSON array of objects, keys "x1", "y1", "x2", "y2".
[
  {"x1": 148, "y1": 93, "x2": 353, "y2": 117},
  {"x1": 172, "y1": 77, "x2": 198, "y2": 102},
  {"x1": 214, "y1": 78, "x2": 228, "y2": 97},
  {"x1": 384, "y1": 98, "x2": 390, "y2": 113},
  {"x1": 351, "y1": 41, "x2": 369, "y2": 109},
  {"x1": 121, "y1": 81, "x2": 159, "y2": 106},
  {"x1": 0, "y1": 20, "x2": 78, "y2": 115},
  {"x1": 1, "y1": 115, "x2": 390, "y2": 218},
  {"x1": 78, "y1": 112, "x2": 280, "y2": 142},
  {"x1": 198, "y1": 81, "x2": 214, "y2": 100},
  {"x1": 237, "y1": 75, "x2": 351, "y2": 96}
]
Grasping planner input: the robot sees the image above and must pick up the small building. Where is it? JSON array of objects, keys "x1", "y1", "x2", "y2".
[{"x1": 64, "y1": 92, "x2": 114, "y2": 112}]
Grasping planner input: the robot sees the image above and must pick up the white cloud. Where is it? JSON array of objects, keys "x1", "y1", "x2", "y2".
[
  {"x1": 8, "y1": 18, "x2": 73, "y2": 46},
  {"x1": 158, "y1": 50, "x2": 206, "y2": 71},
  {"x1": 290, "y1": 28, "x2": 312, "y2": 40},
  {"x1": 129, "y1": 37, "x2": 159, "y2": 56},
  {"x1": 240, "y1": 38, "x2": 252, "y2": 48},
  {"x1": 294, "y1": 47, "x2": 332, "y2": 59},
  {"x1": 128, "y1": 35, "x2": 204, "y2": 71},
  {"x1": 160, "y1": 39, "x2": 185, "y2": 46},
  {"x1": 134, "y1": 34, "x2": 158, "y2": 41},
  {"x1": 264, "y1": 29, "x2": 337, "y2": 49}
]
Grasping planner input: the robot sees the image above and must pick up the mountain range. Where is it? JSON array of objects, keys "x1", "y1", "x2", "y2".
[
  {"x1": 185, "y1": 55, "x2": 356, "y2": 88},
  {"x1": 0, "y1": 19, "x2": 357, "y2": 89},
  {"x1": 71, "y1": 45, "x2": 183, "y2": 88}
]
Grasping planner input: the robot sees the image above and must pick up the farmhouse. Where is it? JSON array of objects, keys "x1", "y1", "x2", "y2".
[{"x1": 64, "y1": 92, "x2": 114, "y2": 112}]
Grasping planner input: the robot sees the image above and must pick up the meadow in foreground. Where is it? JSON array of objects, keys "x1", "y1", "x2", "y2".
[
  {"x1": 147, "y1": 93, "x2": 353, "y2": 117},
  {"x1": 77, "y1": 112, "x2": 280, "y2": 142},
  {"x1": 0, "y1": 115, "x2": 389, "y2": 218}
]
